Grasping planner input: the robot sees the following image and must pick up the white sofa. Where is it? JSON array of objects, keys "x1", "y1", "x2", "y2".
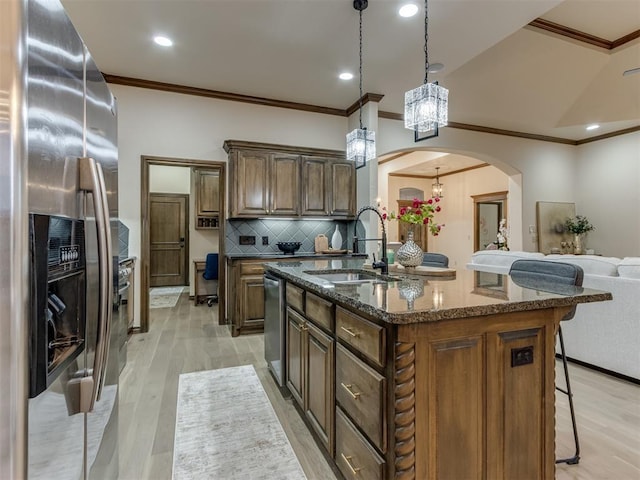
[{"x1": 467, "y1": 251, "x2": 640, "y2": 381}]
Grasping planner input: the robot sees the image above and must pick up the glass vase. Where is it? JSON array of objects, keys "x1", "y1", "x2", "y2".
[{"x1": 396, "y1": 229, "x2": 424, "y2": 268}]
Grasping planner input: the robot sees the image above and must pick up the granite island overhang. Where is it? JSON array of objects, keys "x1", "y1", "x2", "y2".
[
  {"x1": 263, "y1": 258, "x2": 612, "y2": 324},
  {"x1": 263, "y1": 258, "x2": 613, "y2": 479}
]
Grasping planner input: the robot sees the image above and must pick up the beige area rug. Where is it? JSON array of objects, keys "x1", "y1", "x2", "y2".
[
  {"x1": 172, "y1": 365, "x2": 307, "y2": 480},
  {"x1": 149, "y1": 286, "x2": 185, "y2": 309}
]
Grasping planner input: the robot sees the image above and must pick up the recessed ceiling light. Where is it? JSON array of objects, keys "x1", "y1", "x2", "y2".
[
  {"x1": 623, "y1": 67, "x2": 640, "y2": 76},
  {"x1": 153, "y1": 35, "x2": 173, "y2": 47},
  {"x1": 428, "y1": 63, "x2": 445, "y2": 73},
  {"x1": 339, "y1": 72, "x2": 354, "y2": 80},
  {"x1": 399, "y1": 3, "x2": 419, "y2": 17},
  {"x1": 586, "y1": 124, "x2": 600, "y2": 131}
]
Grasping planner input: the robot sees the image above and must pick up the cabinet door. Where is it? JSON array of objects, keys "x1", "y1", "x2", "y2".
[
  {"x1": 301, "y1": 156, "x2": 329, "y2": 216},
  {"x1": 233, "y1": 150, "x2": 270, "y2": 216},
  {"x1": 329, "y1": 160, "x2": 355, "y2": 217},
  {"x1": 305, "y1": 321, "x2": 335, "y2": 454},
  {"x1": 196, "y1": 169, "x2": 220, "y2": 214},
  {"x1": 286, "y1": 308, "x2": 305, "y2": 407},
  {"x1": 238, "y1": 275, "x2": 265, "y2": 332},
  {"x1": 270, "y1": 154, "x2": 300, "y2": 215}
]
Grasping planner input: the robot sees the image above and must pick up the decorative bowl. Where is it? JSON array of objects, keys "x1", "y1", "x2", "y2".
[{"x1": 276, "y1": 242, "x2": 302, "y2": 254}]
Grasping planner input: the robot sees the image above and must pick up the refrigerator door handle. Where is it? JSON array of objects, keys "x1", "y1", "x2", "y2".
[{"x1": 79, "y1": 157, "x2": 113, "y2": 411}]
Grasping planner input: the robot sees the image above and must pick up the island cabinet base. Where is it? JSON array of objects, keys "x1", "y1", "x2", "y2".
[
  {"x1": 279, "y1": 275, "x2": 571, "y2": 480},
  {"x1": 392, "y1": 307, "x2": 567, "y2": 480}
]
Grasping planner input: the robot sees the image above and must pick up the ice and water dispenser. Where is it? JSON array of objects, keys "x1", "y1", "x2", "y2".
[{"x1": 29, "y1": 214, "x2": 86, "y2": 397}]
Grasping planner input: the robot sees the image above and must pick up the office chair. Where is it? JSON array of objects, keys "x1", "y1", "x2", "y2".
[
  {"x1": 203, "y1": 253, "x2": 219, "y2": 307},
  {"x1": 509, "y1": 259, "x2": 584, "y2": 465},
  {"x1": 422, "y1": 252, "x2": 449, "y2": 268}
]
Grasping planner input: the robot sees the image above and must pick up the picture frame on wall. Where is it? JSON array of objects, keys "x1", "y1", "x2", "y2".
[{"x1": 536, "y1": 201, "x2": 576, "y2": 254}]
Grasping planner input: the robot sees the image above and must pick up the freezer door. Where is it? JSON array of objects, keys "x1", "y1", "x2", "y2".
[
  {"x1": 26, "y1": 1, "x2": 85, "y2": 478},
  {"x1": 27, "y1": 0, "x2": 85, "y2": 218}
]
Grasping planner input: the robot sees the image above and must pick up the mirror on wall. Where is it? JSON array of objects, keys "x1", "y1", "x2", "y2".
[{"x1": 472, "y1": 191, "x2": 508, "y2": 251}]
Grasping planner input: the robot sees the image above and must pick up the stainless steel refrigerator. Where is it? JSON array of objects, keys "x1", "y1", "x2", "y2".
[{"x1": 1, "y1": 0, "x2": 119, "y2": 478}]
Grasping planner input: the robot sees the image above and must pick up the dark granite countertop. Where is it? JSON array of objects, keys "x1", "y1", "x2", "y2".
[
  {"x1": 226, "y1": 252, "x2": 367, "y2": 261},
  {"x1": 263, "y1": 259, "x2": 613, "y2": 324}
]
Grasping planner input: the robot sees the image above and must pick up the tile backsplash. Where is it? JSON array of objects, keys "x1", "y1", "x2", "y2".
[{"x1": 225, "y1": 219, "x2": 352, "y2": 255}]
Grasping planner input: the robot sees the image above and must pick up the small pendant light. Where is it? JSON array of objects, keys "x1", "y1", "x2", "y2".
[
  {"x1": 346, "y1": 0, "x2": 376, "y2": 168},
  {"x1": 404, "y1": 0, "x2": 449, "y2": 133},
  {"x1": 432, "y1": 167, "x2": 444, "y2": 199}
]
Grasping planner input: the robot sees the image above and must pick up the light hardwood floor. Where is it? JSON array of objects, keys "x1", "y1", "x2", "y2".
[{"x1": 118, "y1": 292, "x2": 640, "y2": 480}]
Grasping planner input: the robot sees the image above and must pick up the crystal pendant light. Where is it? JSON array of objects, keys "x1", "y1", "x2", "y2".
[
  {"x1": 404, "y1": 0, "x2": 449, "y2": 132},
  {"x1": 432, "y1": 167, "x2": 444, "y2": 198},
  {"x1": 346, "y1": 0, "x2": 376, "y2": 169}
]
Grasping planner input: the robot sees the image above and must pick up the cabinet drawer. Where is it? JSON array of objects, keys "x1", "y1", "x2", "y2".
[
  {"x1": 286, "y1": 283, "x2": 304, "y2": 312},
  {"x1": 240, "y1": 262, "x2": 264, "y2": 276},
  {"x1": 306, "y1": 292, "x2": 333, "y2": 331},
  {"x1": 336, "y1": 307, "x2": 386, "y2": 367},
  {"x1": 335, "y1": 406, "x2": 385, "y2": 480},
  {"x1": 336, "y1": 344, "x2": 386, "y2": 452}
]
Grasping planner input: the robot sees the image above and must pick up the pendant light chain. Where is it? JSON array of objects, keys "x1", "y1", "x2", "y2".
[
  {"x1": 424, "y1": 0, "x2": 429, "y2": 84},
  {"x1": 358, "y1": 7, "x2": 363, "y2": 129}
]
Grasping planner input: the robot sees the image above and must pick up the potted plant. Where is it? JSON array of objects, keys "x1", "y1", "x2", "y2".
[
  {"x1": 564, "y1": 215, "x2": 594, "y2": 254},
  {"x1": 383, "y1": 198, "x2": 444, "y2": 267}
]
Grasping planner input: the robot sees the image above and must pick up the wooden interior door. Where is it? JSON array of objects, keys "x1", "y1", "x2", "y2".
[{"x1": 150, "y1": 193, "x2": 188, "y2": 287}]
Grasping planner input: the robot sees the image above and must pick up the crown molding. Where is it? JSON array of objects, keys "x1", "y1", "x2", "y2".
[
  {"x1": 528, "y1": 18, "x2": 640, "y2": 50},
  {"x1": 103, "y1": 74, "x2": 347, "y2": 117}
]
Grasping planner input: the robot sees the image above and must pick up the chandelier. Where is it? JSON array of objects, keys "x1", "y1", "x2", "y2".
[
  {"x1": 404, "y1": 0, "x2": 449, "y2": 133},
  {"x1": 346, "y1": 0, "x2": 376, "y2": 168},
  {"x1": 432, "y1": 167, "x2": 444, "y2": 198}
]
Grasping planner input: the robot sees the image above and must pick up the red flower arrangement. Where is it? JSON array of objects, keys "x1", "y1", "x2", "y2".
[{"x1": 383, "y1": 198, "x2": 445, "y2": 236}]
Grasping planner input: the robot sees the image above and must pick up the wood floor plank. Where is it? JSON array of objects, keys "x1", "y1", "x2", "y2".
[{"x1": 118, "y1": 292, "x2": 640, "y2": 480}]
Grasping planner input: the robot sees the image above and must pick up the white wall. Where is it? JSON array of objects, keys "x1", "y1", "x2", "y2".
[
  {"x1": 575, "y1": 131, "x2": 640, "y2": 257},
  {"x1": 149, "y1": 165, "x2": 190, "y2": 193}
]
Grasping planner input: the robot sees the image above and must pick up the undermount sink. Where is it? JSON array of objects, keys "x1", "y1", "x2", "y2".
[{"x1": 306, "y1": 270, "x2": 400, "y2": 285}]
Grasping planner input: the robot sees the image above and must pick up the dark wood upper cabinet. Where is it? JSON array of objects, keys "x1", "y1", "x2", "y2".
[
  {"x1": 195, "y1": 169, "x2": 220, "y2": 215},
  {"x1": 225, "y1": 140, "x2": 355, "y2": 219},
  {"x1": 270, "y1": 153, "x2": 300, "y2": 216},
  {"x1": 301, "y1": 156, "x2": 329, "y2": 216},
  {"x1": 232, "y1": 150, "x2": 270, "y2": 217},
  {"x1": 328, "y1": 160, "x2": 355, "y2": 217}
]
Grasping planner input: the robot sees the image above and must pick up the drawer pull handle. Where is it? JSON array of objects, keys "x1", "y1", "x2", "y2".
[
  {"x1": 341, "y1": 453, "x2": 361, "y2": 475},
  {"x1": 341, "y1": 326, "x2": 359, "y2": 338},
  {"x1": 340, "y1": 382, "x2": 361, "y2": 400}
]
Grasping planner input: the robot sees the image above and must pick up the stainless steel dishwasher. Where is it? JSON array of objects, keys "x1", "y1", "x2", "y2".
[{"x1": 264, "y1": 271, "x2": 285, "y2": 388}]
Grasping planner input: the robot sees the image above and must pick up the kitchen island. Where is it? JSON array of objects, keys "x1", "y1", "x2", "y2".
[{"x1": 264, "y1": 258, "x2": 611, "y2": 480}]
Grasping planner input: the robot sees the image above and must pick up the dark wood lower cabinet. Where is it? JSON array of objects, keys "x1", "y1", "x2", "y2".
[
  {"x1": 238, "y1": 275, "x2": 264, "y2": 332},
  {"x1": 286, "y1": 307, "x2": 335, "y2": 454},
  {"x1": 305, "y1": 321, "x2": 334, "y2": 455},
  {"x1": 335, "y1": 407, "x2": 385, "y2": 480},
  {"x1": 286, "y1": 308, "x2": 304, "y2": 406}
]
